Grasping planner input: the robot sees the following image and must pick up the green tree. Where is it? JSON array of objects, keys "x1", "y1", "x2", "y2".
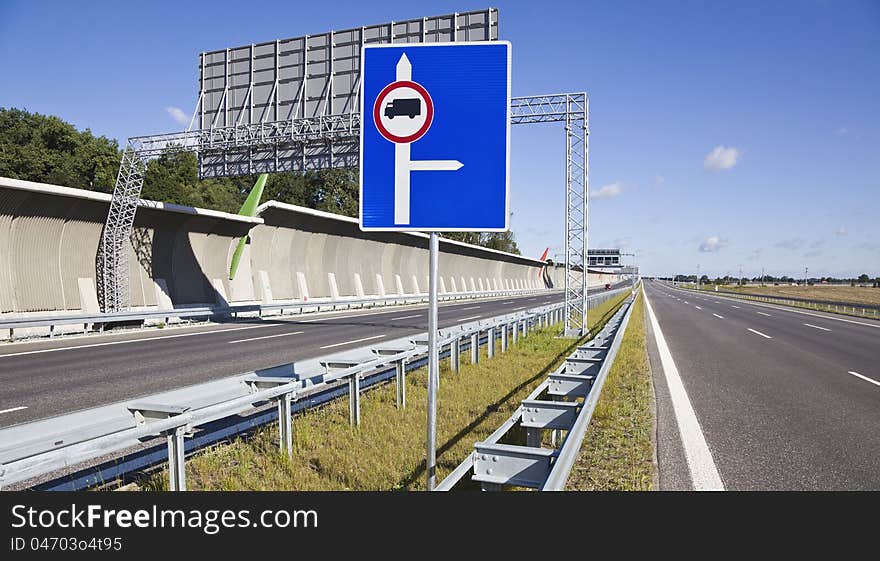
[{"x1": 0, "y1": 107, "x2": 120, "y2": 191}]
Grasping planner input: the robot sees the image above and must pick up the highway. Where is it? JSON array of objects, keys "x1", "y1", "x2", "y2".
[
  {"x1": 0, "y1": 289, "x2": 587, "y2": 428},
  {"x1": 644, "y1": 280, "x2": 880, "y2": 490}
]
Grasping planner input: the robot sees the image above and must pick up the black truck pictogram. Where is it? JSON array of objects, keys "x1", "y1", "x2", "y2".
[{"x1": 384, "y1": 98, "x2": 421, "y2": 119}]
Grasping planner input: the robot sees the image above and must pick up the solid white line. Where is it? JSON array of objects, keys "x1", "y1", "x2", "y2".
[
  {"x1": 695, "y1": 306, "x2": 702, "y2": 310},
  {"x1": 848, "y1": 371, "x2": 880, "y2": 387},
  {"x1": 643, "y1": 290, "x2": 725, "y2": 491},
  {"x1": 747, "y1": 328, "x2": 773, "y2": 339},
  {"x1": 712, "y1": 313, "x2": 724, "y2": 319},
  {"x1": 459, "y1": 315, "x2": 482, "y2": 322},
  {"x1": 390, "y1": 314, "x2": 421, "y2": 321},
  {"x1": 230, "y1": 331, "x2": 304, "y2": 344},
  {"x1": 513, "y1": 306, "x2": 526, "y2": 310},
  {"x1": 0, "y1": 406, "x2": 27, "y2": 414},
  {"x1": 756, "y1": 311, "x2": 772, "y2": 317},
  {"x1": 803, "y1": 323, "x2": 831, "y2": 332},
  {"x1": 0, "y1": 325, "x2": 268, "y2": 359},
  {"x1": 319, "y1": 334, "x2": 385, "y2": 350}
]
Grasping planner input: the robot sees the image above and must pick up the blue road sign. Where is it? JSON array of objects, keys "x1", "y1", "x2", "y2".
[{"x1": 359, "y1": 42, "x2": 511, "y2": 231}]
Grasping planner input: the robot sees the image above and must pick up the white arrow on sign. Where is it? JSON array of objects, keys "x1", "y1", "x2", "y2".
[{"x1": 392, "y1": 54, "x2": 463, "y2": 225}]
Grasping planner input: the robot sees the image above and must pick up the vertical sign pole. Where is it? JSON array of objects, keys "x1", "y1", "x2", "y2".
[{"x1": 426, "y1": 232, "x2": 439, "y2": 491}]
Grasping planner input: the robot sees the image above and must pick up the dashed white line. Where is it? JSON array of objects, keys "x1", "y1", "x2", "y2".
[
  {"x1": 684, "y1": 301, "x2": 689, "y2": 304},
  {"x1": 513, "y1": 306, "x2": 526, "y2": 311},
  {"x1": 731, "y1": 305, "x2": 740, "y2": 309},
  {"x1": 747, "y1": 328, "x2": 773, "y2": 339},
  {"x1": 390, "y1": 314, "x2": 421, "y2": 321},
  {"x1": 230, "y1": 331, "x2": 304, "y2": 344},
  {"x1": 756, "y1": 312, "x2": 772, "y2": 317},
  {"x1": 712, "y1": 313, "x2": 724, "y2": 319},
  {"x1": 643, "y1": 290, "x2": 724, "y2": 491},
  {"x1": 459, "y1": 315, "x2": 482, "y2": 322},
  {"x1": 0, "y1": 406, "x2": 27, "y2": 414},
  {"x1": 695, "y1": 306, "x2": 702, "y2": 310},
  {"x1": 803, "y1": 323, "x2": 831, "y2": 332},
  {"x1": 461, "y1": 306, "x2": 481, "y2": 311},
  {"x1": 319, "y1": 334, "x2": 385, "y2": 350},
  {"x1": 0, "y1": 325, "x2": 268, "y2": 359},
  {"x1": 847, "y1": 371, "x2": 880, "y2": 387}
]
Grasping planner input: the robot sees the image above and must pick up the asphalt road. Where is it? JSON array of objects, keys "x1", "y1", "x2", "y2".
[
  {"x1": 0, "y1": 288, "x2": 617, "y2": 428},
  {"x1": 644, "y1": 279, "x2": 880, "y2": 490}
]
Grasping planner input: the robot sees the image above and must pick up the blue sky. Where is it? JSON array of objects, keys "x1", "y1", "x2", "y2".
[{"x1": 1, "y1": 0, "x2": 878, "y2": 277}]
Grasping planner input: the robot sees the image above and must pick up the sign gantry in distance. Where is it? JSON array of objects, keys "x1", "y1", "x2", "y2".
[{"x1": 359, "y1": 42, "x2": 511, "y2": 232}]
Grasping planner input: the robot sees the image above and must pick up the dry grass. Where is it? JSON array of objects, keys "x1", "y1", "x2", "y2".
[
  {"x1": 141, "y1": 293, "x2": 630, "y2": 491},
  {"x1": 566, "y1": 292, "x2": 654, "y2": 491},
  {"x1": 702, "y1": 284, "x2": 880, "y2": 307}
]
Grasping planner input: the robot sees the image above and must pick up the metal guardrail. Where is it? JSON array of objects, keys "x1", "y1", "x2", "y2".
[
  {"x1": 0, "y1": 286, "x2": 630, "y2": 491},
  {"x1": 0, "y1": 288, "x2": 555, "y2": 341},
  {"x1": 664, "y1": 282, "x2": 880, "y2": 319},
  {"x1": 435, "y1": 284, "x2": 638, "y2": 491}
]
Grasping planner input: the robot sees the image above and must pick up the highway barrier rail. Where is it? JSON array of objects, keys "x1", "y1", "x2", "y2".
[
  {"x1": 0, "y1": 287, "x2": 555, "y2": 342},
  {"x1": 667, "y1": 283, "x2": 880, "y2": 319},
  {"x1": 0, "y1": 287, "x2": 630, "y2": 491},
  {"x1": 435, "y1": 285, "x2": 638, "y2": 491}
]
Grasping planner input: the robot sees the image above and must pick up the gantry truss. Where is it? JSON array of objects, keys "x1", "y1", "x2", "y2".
[{"x1": 99, "y1": 93, "x2": 589, "y2": 333}]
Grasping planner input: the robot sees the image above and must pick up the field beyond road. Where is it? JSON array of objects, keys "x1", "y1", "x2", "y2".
[{"x1": 701, "y1": 284, "x2": 880, "y2": 307}]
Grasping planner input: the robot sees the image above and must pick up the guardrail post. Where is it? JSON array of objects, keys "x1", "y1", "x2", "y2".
[
  {"x1": 451, "y1": 338, "x2": 461, "y2": 372},
  {"x1": 487, "y1": 327, "x2": 495, "y2": 358},
  {"x1": 349, "y1": 374, "x2": 361, "y2": 426},
  {"x1": 526, "y1": 428, "x2": 541, "y2": 448},
  {"x1": 471, "y1": 332, "x2": 480, "y2": 364},
  {"x1": 277, "y1": 393, "x2": 293, "y2": 460},
  {"x1": 501, "y1": 323, "x2": 509, "y2": 352},
  {"x1": 166, "y1": 426, "x2": 187, "y2": 491},
  {"x1": 395, "y1": 359, "x2": 407, "y2": 409},
  {"x1": 512, "y1": 321, "x2": 519, "y2": 344}
]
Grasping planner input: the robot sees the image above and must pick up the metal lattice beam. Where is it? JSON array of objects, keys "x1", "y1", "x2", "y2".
[{"x1": 100, "y1": 94, "x2": 588, "y2": 315}]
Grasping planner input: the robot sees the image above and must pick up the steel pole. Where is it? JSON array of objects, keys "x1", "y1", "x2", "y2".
[{"x1": 426, "y1": 232, "x2": 439, "y2": 491}]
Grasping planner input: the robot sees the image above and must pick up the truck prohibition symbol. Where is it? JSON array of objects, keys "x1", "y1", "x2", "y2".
[{"x1": 384, "y1": 98, "x2": 421, "y2": 119}]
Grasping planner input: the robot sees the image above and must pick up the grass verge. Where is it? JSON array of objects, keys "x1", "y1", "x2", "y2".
[
  {"x1": 140, "y1": 292, "x2": 630, "y2": 491},
  {"x1": 566, "y1": 291, "x2": 654, "y2": 491}
]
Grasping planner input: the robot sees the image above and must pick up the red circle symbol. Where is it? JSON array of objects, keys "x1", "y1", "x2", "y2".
[{"x1": 373, "y1": 80, "x2": 434, "y2": 144}]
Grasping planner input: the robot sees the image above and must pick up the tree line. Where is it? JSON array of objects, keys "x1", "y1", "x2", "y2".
[{"x1": 0, "y1": 108, "x2": 520, "y2": 254}]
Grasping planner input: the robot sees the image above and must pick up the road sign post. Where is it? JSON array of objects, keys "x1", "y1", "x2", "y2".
[{"x1": 360, "y1": 42, "x2": 511, "y2": 490}]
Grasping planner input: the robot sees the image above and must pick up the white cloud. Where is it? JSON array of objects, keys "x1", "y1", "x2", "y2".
[
  {"x1": 836, "y1": 225, "x2": 847, "y2": 236},
  {"x1": 590, "y1": 182, "x2": 623, "y2": 200},
  {"x1": 698, "y1": 236, "x2": 726, "y2": 252},
  {"x1": 835, "y1": 127, "x2": 848, "y2": 136},
  {"x1": 165, "y1": 106, "x2": 190, "y2": 126},
  {"x1": 703, "y1": 145, "x2": 740, "y2": 171}
]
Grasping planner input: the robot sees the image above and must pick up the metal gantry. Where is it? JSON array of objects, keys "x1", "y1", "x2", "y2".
[
  {"x1": 511, "y1": 93, "x2": 589, "y2": 335},
  {"x1": 99, "y1": 94, "x2": 588, "y2": 315}
]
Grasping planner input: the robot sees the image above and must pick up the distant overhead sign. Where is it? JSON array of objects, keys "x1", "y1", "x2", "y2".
[{"x1": 359, "y1": 42, "x2": 511, "y2": 231}]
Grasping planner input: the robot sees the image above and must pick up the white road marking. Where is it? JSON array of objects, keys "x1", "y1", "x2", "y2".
[
  {"x1": 0, "y1": 324, "x2": 268, "y2": 359},
  {"x1": 713, "y1": 313, "x2": 724, "y2": 319},
  {"x1": 461, "y1": 306, "x2": 481, "y2": 311},
  {"x1": 756, "y1": 312, "x2": 772, "y2": 317},
  {"x1": 684, "y1": 301, "x2": 689, "y2": 304},
  {"x1": 459, "y1": 315, "x2": 482, "y2": 322},
  {"x1": 695, "y1": 306, "x2": 702, "y2": 310},
  {"x1": 230, "y1": 331, "x2": 304, "y2": 344},
  {"x1": 319, "y1": 334, "x2": 385, "y2": 350},
  {"x1": 0, "y1": 406, "x2": 27, "y2": 414},
  {"x1": 731, "y1": 305, "x2": 740, "y2": 309},
  {"x1": 848, "y1": 371, "x2": 880, "y2": 387},
  {"x1": 390, "y1": 314, "x2": 421, "y2": 321},
  {"x1": 748, "y1": 328, "x2": 773, "y2": 339},
  {"x1": 643, "y1": 290, "x2": 724, "y2": 491},
  {"x1": 513, "y1": 306, "x2": 526, "y2": 310},
  {"x1": 803, "y1": 323, "x2": 831, "y2": 332}
]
